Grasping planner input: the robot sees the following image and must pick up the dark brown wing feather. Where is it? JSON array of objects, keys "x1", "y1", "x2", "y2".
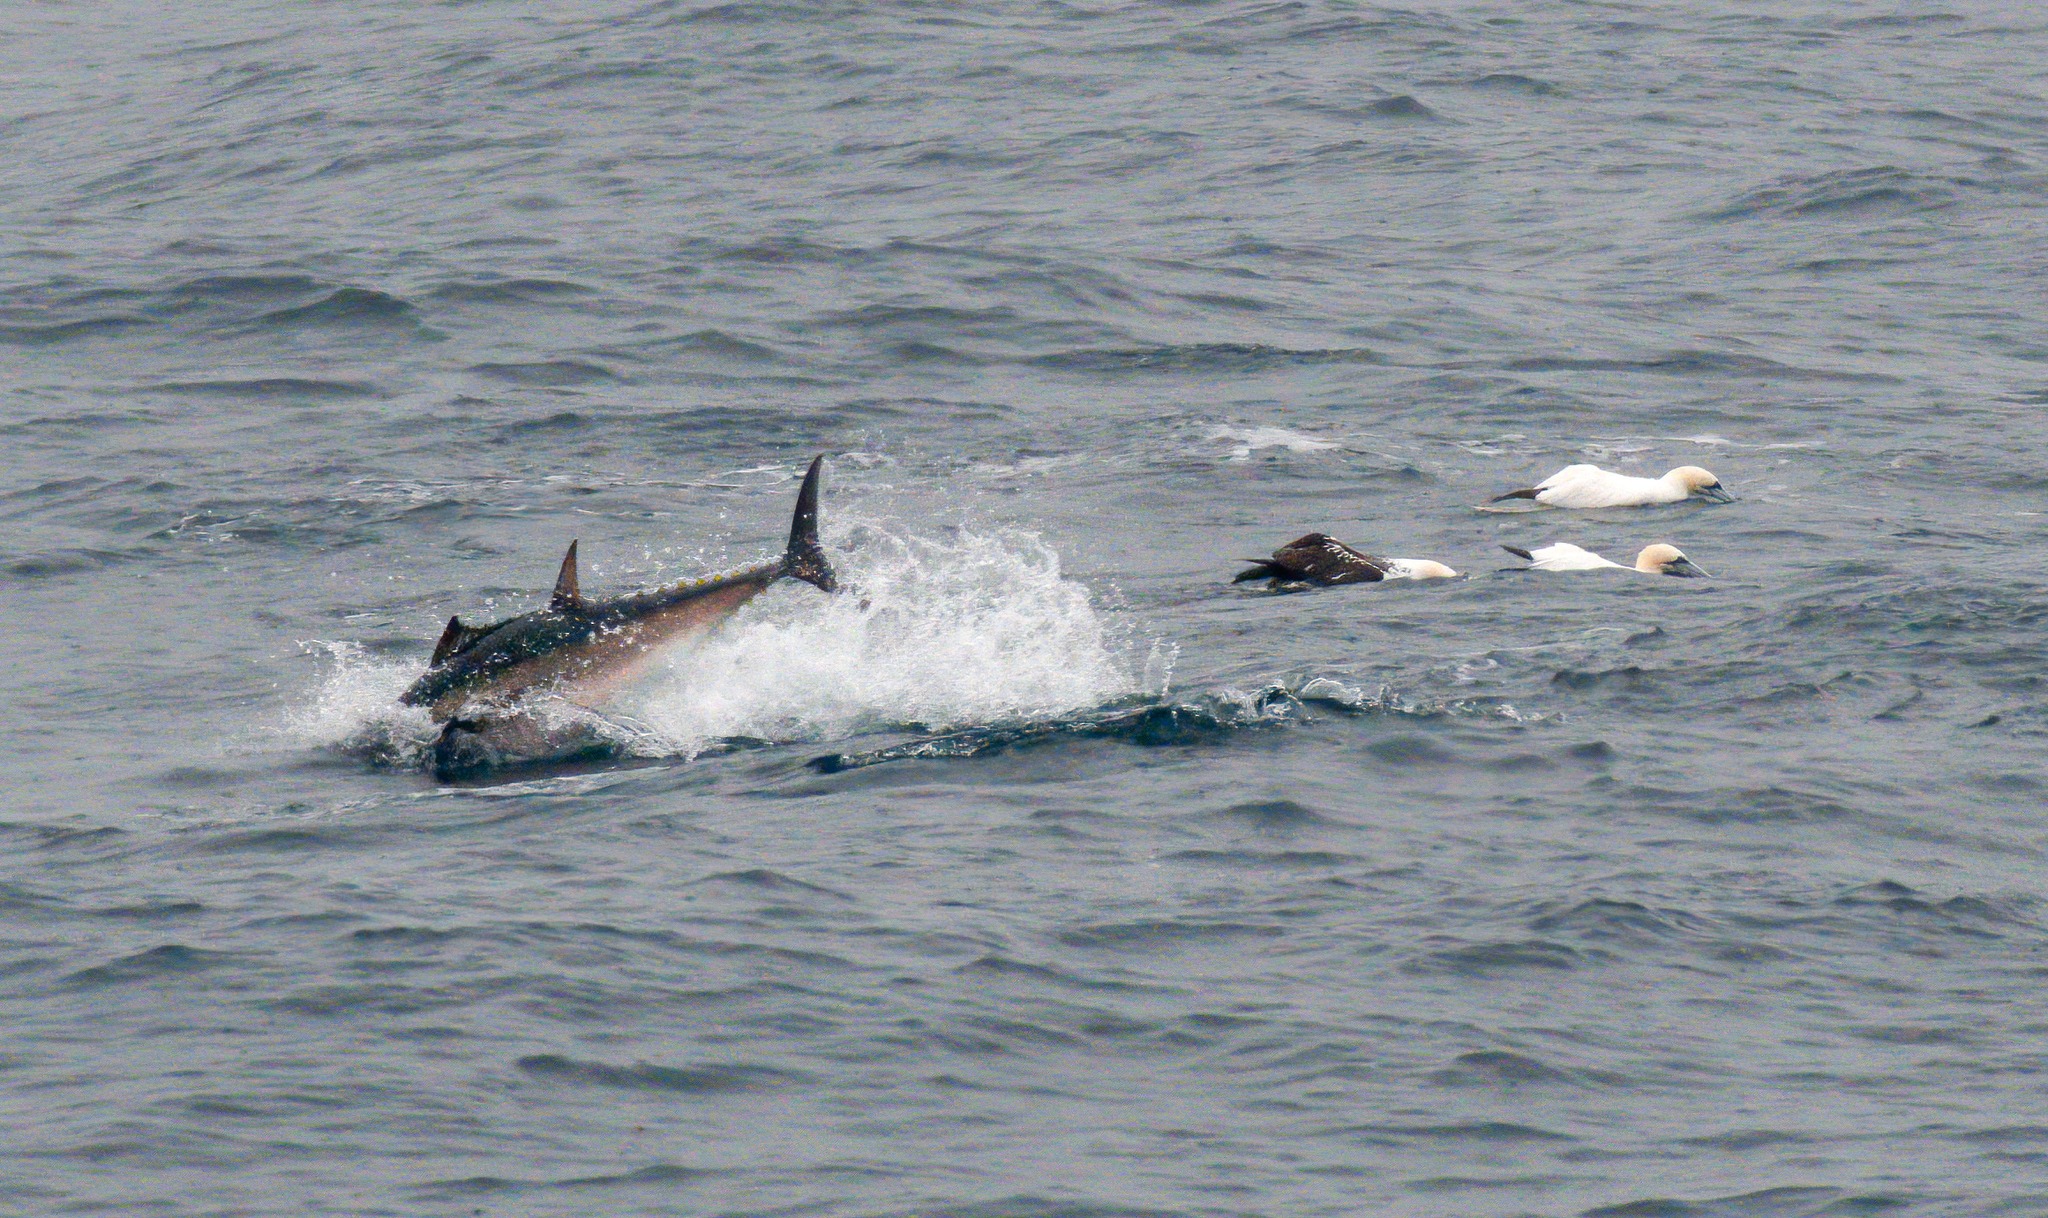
[{"x1": 1258, "y1": 533, "x2": 1392, "y2": 585}]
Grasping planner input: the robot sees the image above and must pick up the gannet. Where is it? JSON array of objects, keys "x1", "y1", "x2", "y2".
[
  {"x1": 1234, "y1": 533, "x2": 1458, "y2": 587},
  {"x1": 1501, "y1": 542, "x2": 1709, "y2": 578},
  {"x1": 1493, "y1": 464, "x2": 1733, "y2": 508}
]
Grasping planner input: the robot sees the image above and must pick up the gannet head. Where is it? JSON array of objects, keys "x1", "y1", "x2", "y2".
[
  {"x1": 1403, "y1": 559, "x2": 1459, "y2": 580},
  {"x1": 1635, "y1": 543, "x2": 1709, "y2": 578},
  {"x1": 1667, "y1": 466, "x2": 1733, "y2": 503}
]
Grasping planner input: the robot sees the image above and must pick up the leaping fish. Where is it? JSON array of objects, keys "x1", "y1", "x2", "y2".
[
  {"x1": 1234, "y1": 533, "x2": 1458, "y2": 588},
  {"x1": 1491, "y1": 463, "x2": 1733, "y2": 509},
  {"x1": 1501, "y1": 541, "x2": 1709, "y2": 578},
  {"x1": 402, "y1": 456, "x2": 838, "y2": 778}
]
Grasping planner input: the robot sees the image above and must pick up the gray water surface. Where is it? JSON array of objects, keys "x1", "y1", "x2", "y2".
[{"x1": 5, "y1": 2, "x2": 2048, "y2": 1215}]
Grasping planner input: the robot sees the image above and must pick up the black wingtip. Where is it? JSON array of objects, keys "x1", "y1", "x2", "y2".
[
  {"x1": 1490, "y1": 488, "x2": 1540, "y2": 503},
  {"x1": 1501, "y1": 545, "x2": 1534, "y2": 560},
  {"x1": 783, "y1": 455, "x2": 837, "y2": 594}
]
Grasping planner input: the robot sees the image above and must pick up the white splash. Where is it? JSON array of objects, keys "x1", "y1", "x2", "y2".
[
  {"x1": 287, "y1": 522, "x2": 1141, "y2": 768},
  {"x1": 1206, "y1": 424, "x2": 1342, "y2": 461},
  {"x1": 614, "y1": 523, "x2": 1139, "y2": 758},
  {"x1": 282, "y1": 641, "x2": 439, "y2": 765}
]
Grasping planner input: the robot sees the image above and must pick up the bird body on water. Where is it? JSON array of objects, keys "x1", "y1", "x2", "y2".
[
  {"x1": 1494, "y1": 463, "x2": 1733, "y2": 508},
  {"x1": 1234, "y1": 533, "x2": 1458, "y2": 587},
  {"x1": 1502, "y1": 541, "x2": 1710, "y2": 578}
]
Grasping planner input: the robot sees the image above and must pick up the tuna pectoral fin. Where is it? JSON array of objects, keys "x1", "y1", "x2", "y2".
[{"x1": 782, "y1": 455, "x2": 838, "y2": 593}]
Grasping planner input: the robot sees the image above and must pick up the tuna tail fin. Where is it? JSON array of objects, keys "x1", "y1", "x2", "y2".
[
  {"x1": 782, "y1": 455, "x2": 837, "y2": 593},
  {"x1": 1501, "y1": 545, "x2": 1535, "y2": 560},
  {"x1": 1490, "y1": 488, "x2": 1540, "y2": 503}
]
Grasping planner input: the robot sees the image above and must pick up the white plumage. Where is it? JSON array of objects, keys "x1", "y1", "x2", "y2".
[
  {"x1": 1381, "y1": 558, "x2": 1459, "y2": 581},
  {"x1": 1497, "y1": 463, "x2": 1732, "y2": 509},
  {"x1": 1502, "y1": 542, "x2": 1710, "y2": 578}
]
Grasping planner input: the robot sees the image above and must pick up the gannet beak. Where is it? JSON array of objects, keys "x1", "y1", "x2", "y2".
[
  {"x1": 1666, "y1": 557, "x2": 1710, "y2": 578},
  {"x1": 1697, "y1": 485, "x2": 1735, "y2": 504}
]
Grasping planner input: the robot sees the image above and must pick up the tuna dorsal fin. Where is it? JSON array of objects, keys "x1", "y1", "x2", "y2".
[
  {"x1": 550, "y1": 540, "x2": 582, "y2": 609},
  {"x1": 430, "y1": 615, "x2": 493, "y2": 666}
]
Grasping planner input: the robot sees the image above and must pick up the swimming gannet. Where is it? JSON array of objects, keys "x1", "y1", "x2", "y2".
[
  {"x1": 1501, "y1": 542, "x2": 1709, "y2": 578},
  {"x1": 1234, "y1": 533, "x2": 1458, "y2": 587},
  {"x1": 1493, "y1": 463, "x2": 1733, "y2": 508}
]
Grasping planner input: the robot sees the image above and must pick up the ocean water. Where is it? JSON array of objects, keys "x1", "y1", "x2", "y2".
[{"x1": 5, "y1": 1, "x2": 2048, "y2": 1214}]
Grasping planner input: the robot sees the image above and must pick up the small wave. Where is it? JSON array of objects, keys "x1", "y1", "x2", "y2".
[
  {"x1": 809, "y1": 696, "x2": 1272, "y2": 773},
  {"x1": 1363, "y1": 94, "x2": 1439, "y2": 120},
  {"x1": 1832, "y1": 879, "x2": 2029, "y2": 927},
  {"x1": 811, "y1": 681, "x2": 1530, "y2": 773},
  {"x1": 600, "y1": 328, "x2": 790, "y2": 364},
  {"x1": 250, "y1": 287, "x2": 429, "y2": 330},
  {"x1": 1332, "y1": 1120, "x2": 1575, "y2": 1143},
  {"x1": 690, "y1": 868, "x2": 856, "y2": 902},
  {"x1": 427, "y1": 278, "x2": 597, "y2": 304},
  {"x1": 1502, "y1": 350, "x2": 1896, "y2": 383},
  {"x1": 1428, "y1": 1049, "x2": 1601, "y2": 1088},
  {"x1": 1468, "y1": 73, "x2": 1561, "y2": 96},
  {"x1": 1960, "y1": 1125, "x2": 2048, "y2": 1145},
  {"x1": 881, "y1": 340, "x2": 992, "y2": 366},
  {"x1": 1585, "y1": 1186, "x2": 1850, "y2": 1218},
  {"x1": 0, "y1": 316, "x2": 150, "y2": 345},
  {"x1": 5, "y1": 547, "x2": 135, "y2": 578},
  {"x1": 469, "y1": 359, "x2": 618, "y2": 386},
  {"x1": 1676, "y1": 1129, "x2": 1815, "y2": 1151},
  {"x1": 1698, "y1": 166, "x2": 1951, "y2": 222},
  {"x1": 169, "y1": 274, "x2": 324, "y2": 302},
  {"x1": 809, "y1": 302, "x2": 1022, "y2": 332},
  {"x1": 187, "y1": 828, "x2": 343, "y2": 855},
  {"x1": 953, "y1": 954, "x2": 1167, "y2": 994},
  {"x1": 1055, "y1": 919, "x2": 1285, "y2": 950},
  {"x1": 516, "y1": 1053, "x2": 808, "y2": 1094},
  {"x1": 64, "y1": 944, "x2": 237, "y2": 988},
  {"x1": 1529, "y1": 897, "x2": 1701, "y2": 941},
  {"x1": 352, "y1": 925, "x2": 465, "y2": 946},
  {"x1": 1163, "y1": 848, "x2": 1356, "y2": 867},
  {"x1": 0, "y1": 822, "x2": 124, "y2": 852},
  {"x1": 1409, "y1": 939, "x2": 1583, "y2": 976},
  {"x1": 702, "y1": 235, "x2": 874, "y2": 266},
  {"x1": 146, "y1": 377, "x2": 380, "y2": 400},
  {"x1": 1031, "y1": 342, "x2": 1381, "y2": 373},
  {"x1": 1201, "y1": 797, "x2": 1349, "y2": 830},
  {"x1": 412, "y1": 1163, "x2": 719, "y2": 1198},
  {"x1": 95, "y1": 900, "x2": 204, "y2": 920}
]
